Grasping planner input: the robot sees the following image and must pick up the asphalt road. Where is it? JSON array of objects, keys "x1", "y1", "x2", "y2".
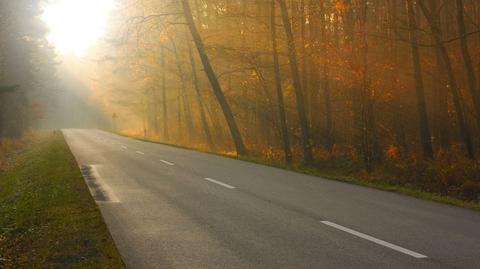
[{"x1": 63, "y1": 129, "x2": 480, "y2": 269}]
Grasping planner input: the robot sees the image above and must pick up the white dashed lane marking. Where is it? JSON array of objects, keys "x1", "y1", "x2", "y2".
[
  {"x1": 160, "y1": 160, "x2": 175, "y2": 166},
  {"x1": 320, "y1": 221, "x2": 428, "y2": 259},
  {"x1": 204, "y1": 178, "x2": 236, "y2": 189}
]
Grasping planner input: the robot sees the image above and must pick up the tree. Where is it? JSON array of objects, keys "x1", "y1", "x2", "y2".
[
  {"x1": 0, "y1": 0, "x2": 57, "y2": 138},
  {"x1": 181, "y1": 0, "x2": 247, "y2": 155},
  {"x1": 186, "y1": 30, "x2": 215, "y2": 151},
  {"x1": 95, "y1": 0, "x2": 480, "y2": 175},
  {"x1": 277, "y1": 0, "x2": 314, "y2": 164},
  {"x1": 406, "y1": 0, "x2": 434, "y2": 159},
  {"x1": 455, "y1": 0, "x2": 480, "y2": 129},
  {"x1": 271, "y1": 0, "x2": 293, "y2": 164},
  {"x1": 419, "y1": 0, "x2": 475, "y2": 159}
]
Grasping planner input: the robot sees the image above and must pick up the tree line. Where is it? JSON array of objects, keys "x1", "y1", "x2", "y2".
[
  {"x1": 97, "y1": 0, "x2": 480, "y2": 179},
  {"x1": 0, "y1": 0, "x2": 57, "y2": 139}
]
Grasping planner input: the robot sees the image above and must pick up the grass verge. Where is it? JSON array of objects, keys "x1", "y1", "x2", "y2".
[
  {"x1": 0, "y1": 132, "x2": 124, "y2": 268},
  {"x1": 128, "y1": 135, "x2": 480, "y2": 212}
]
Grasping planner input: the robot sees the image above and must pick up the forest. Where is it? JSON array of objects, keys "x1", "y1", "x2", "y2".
[
  {"x1": 2, "y1": 1, "x2": 480, "y2": 268},
  {"x1": 91, "y1": 0, "x2": 480, "y2": 202},
  {"x1": 0, "y1": 0, "x2": 58, "y2": 167},
  {"x1": 1, "y1": 0, "x2": 480, "y2": 203},
  {"x1": 0, "y1": 1, "x2": 57, "y2": 138}
]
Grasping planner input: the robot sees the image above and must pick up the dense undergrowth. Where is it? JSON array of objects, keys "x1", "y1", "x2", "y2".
[{"x1": 264, "y1": 145, "x2": 480, "y2": 205}]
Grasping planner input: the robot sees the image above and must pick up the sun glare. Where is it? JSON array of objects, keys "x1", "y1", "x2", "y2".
[{"x1": 42, "y1": 0, "x2": 115, "y2": 56}]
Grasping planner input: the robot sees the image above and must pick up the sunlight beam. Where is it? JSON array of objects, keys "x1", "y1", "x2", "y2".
[{"x1": 42, "y1": 0, "x2": 114, "y2": 57}]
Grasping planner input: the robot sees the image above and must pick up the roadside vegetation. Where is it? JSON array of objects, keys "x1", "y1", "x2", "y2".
[{"x1": 0, "y1": 132, "x2": 124, "y2": 268}]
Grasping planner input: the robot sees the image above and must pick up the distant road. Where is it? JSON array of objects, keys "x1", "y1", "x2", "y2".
[{"x1": 63, "y1": 129, "x2": 480, "y2": 269}]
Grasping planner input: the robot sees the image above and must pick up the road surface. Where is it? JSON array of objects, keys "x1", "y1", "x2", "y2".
[{"x1": 63, "y1": 129, "x2": 480, "y2": 269}]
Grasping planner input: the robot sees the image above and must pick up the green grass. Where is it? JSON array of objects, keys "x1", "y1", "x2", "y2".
[
  {"x1": 0, "y1": 132, "x2": 124, "y2": 268},
  {"x1": 129, "y1": 135, "x2": 480, "y2": 212}
]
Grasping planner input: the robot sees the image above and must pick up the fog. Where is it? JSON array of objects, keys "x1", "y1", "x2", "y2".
[{"x1": 41, "y1": 56, "x2": 107, "y2": 130}]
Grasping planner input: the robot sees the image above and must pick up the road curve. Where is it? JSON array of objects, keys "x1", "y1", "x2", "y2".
[{"x1": 63, "y1": 129, "x2": 480, "y2": 269}]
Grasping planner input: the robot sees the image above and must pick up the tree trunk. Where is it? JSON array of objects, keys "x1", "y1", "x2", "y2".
[
  {"x1": 320, "y1": 1, "x2": 334, "y2": 152},
  {"x1": 161, "y1": 46, "x2": 169, "y2": 141},
  {"x1": 407, "y1": 0, "x2": 434, "y2": 159},
  {"x1": 358, "y1": 0, "x2": 378, "y2": 171},
  {"x1": 186, "y1": 31, "x2": 215, "y2": 151},
  {"x1": 152, "y1": 86, "x2": 160, "y2": 136},
  {"x1": 171, "y1": 39, "x2": 195, "y2": 141},
  {"x1": 428, "y1": 0, "x2": 450, "y2": 150},
  {"x1": 277, "y1": 0, "x2": 314, "y2": 164},
  {"x1": 299, "y1": 0, "x2": 310, "y2": 122},
  {"x1": 419, "y1": 0, "x2": 475, "y2": 159},
  {"x1": 388, "y1": 0, "x2": 407, "y2": 155},
  {"x1": 456, "y1": 0, "x2": 480, "y2": 128},
  {"x1": 181, "y1": 0, "x2": 247, "y2": 155},
  {"x1": 177, "y1": 92, "x2": 183, "y2": 142},
  {"x1": 271, "y1": 0, "x2": 293, "y2": 164}
]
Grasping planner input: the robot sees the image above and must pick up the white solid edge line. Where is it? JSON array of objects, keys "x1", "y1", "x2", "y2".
[
  {"x1": 160, "y1": 160, "x2": 175, "y2": 166},
  {"x1": 136, "y1": 151, "x2": 145, "y2": 155},
  {"x1": 320, "y1": 221, "x2": 427, "y2": 259},
  {"x1": 204, "y1": 178, "x2": 236, "y2": 189}
]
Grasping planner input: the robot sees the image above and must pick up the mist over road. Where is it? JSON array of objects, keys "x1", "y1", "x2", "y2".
[{"x1": 64, "y1": 129, "x2": 480, "y2": 269}]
